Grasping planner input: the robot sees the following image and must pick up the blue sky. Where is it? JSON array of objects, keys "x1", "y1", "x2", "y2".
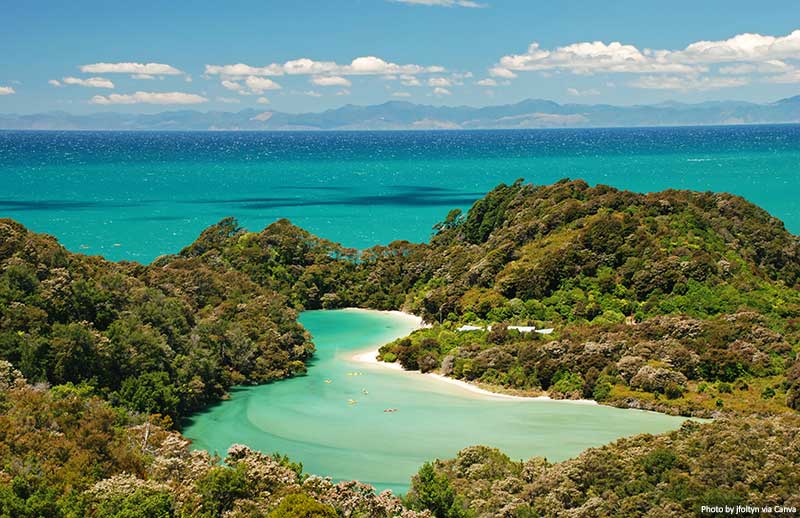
[{"x1": 1, "y1": 0, "x2": 799, "y2": 114}]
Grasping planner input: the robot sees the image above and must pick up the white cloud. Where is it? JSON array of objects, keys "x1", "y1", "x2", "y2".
[
  {"x1": 303, "y1": 90, "x2": 322, "y2": 97},
  {"x1": 0, "y1": 86, "x2": 15, "y2": 95},
  {"x1": 433, "y1": 87, "x2": 451, "y2": 96},
  {"x1": 244, "y1": 76, "x2": 282, "y2": 93},
  {"x1": 205, "y1": 63, "x2": 284, "y2": 77},
  {"x1": 490, "y1": 28, "x2": 800, "y2": 91},
  {"x1": 257, "y1": 96, "x2": 270, "y2": 104},
  {"x1": 81, "y1": 62, "x2": 182, "y2": 75},
  {"x1": 719, "y1": 60, "x2": 790, "y2": 75},
  {"x1": 216, "y1": 97, "x2": 241, "y2": 104},
  {"x1": 131, "y1": 74, "x2": 156, "y2": 80},
  {"x1": 566, "y1": 87, "x2": 600, "y2": 96},
  {"x1": 344, "y1": 56, "x2": 445, "y2": 75},
  {"x1": 497, "y1": 41, "x2": 696, "y2": 76},
  {"x1": 400, "y1": 75, "x2": 422, "y2": 86},
  {"x1": 311, "y1": 75, "x2": 352, "y2": 87},
  {"x1": 220, "y1": 77, "x2": 281, "y2": 95},
  {"x1": 283, "y1": 58, "x2": 338, "y2": 75},
  {"x1": 428, "y1": 77, "x2": 451, "y2": 87},
  {"x1": 476, "y1": 78, "x2": 497, "y2": 87},
  {"x1": 48, "y1": 79, "x2": 62, "y2": 87},
  {"x1": 630, "y1": 75, "x2": 749, "y2": 91},
  {"x1": 391, "y1": 0, "x2": 487, "y2": 7},
  {"x1": 62, "y1": 76, "x2": 115, "y2": 89},
  {"x1": 489, "y1": 66, "x2": 517, "y2": 79},
  {"x1": 670, "y1": 30, "x2": 800, "y2": 64},
  {"x1": 335, "y1": 89, "x2": 351, "y2": 96},
  {"x1": 205, "y1": 56, "x2": 444, "y2": 79},
  {"x1": 90, "y1": 91, "x2": 207, "y2": 105},
  {"x1": 392, "y1": 91, "x2": 411, "y2": 97},
  {"x1": 221, "y1": 80, "x2": 244, "y2": 92},
  {"x1": 764, "y1": 68, "x2": 800, "y2": 84}
]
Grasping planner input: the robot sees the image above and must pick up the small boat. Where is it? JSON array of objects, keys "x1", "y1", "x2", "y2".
[
  {"x1": 348, "y1": 399, "x2": 357, "y2": 405},
  {"x1": 324, "y1": 379, "x2": 332, "y2": 384},
  {"x1": 383, "y1": 408, "x2": 398, "y2": 413},
  {"x1": 361, "y1": 389, "x2": 369, "y2": 395}
]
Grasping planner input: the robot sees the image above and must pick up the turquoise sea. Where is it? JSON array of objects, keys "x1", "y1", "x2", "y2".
[{"x1": 1, "y1": 125, "x2": 799, "y2": 263}]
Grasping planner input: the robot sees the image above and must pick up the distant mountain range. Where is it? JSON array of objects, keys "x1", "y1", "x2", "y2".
[{"x1": 2, "y1": 95, "x2": 800, "y2": 131}]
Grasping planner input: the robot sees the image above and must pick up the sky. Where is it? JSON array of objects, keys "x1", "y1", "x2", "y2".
[{"x1": 1, "y1": 0, "x2": 800, "y2": 114}]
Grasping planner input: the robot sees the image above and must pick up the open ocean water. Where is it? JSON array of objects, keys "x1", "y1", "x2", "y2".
[{"x1": 1, "y1": 125, "x2": 798, "y2": 263}]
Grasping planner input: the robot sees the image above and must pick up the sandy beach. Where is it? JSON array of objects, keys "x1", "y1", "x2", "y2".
[
  {"x1": 348, "y1": 310, "x2": 597, "y2": 405},
  {"x1": 338, "y1": 307, "x2": 427, "y2": 328}
]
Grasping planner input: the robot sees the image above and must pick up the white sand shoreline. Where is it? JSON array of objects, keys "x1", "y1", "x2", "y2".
[
  {"x1": 344, "y1": 308, "x2": 597, "y2": 405},
  {"x1": 337, "y1": 307, "x2": 427, "y2": 328}
]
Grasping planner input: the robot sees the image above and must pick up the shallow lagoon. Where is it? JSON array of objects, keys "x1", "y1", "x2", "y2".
[{"x1": 183, "y1": 309, "x2": 690, "y2": 494}]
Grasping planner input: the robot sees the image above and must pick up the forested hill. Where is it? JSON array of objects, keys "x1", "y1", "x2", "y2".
[
  {"x1": 174, "y1": 178, "x2": 800, "y2": 325},
  {"x1": 171, "y1": 179, "x2": 800, "y2": 416},
  {"x1": 0, "y1": 218, "x2": 313, "y2": 421}
]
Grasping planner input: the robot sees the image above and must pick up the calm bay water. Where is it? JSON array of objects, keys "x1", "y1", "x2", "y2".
[
  {"x1": 183, "y1": 309, "x2": 689, "y2": 494},
  {"x1": 1, "y1": 126, "x2": 798, "y2": 263}
]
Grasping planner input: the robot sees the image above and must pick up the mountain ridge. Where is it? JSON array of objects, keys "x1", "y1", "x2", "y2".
[{"x1": 2, "y1": 95, "x2": 800, "y2": 130}]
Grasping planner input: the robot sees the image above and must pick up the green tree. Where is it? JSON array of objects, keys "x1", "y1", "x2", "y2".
[
  {"x1": 268, "y1": 493, "x2": 336, "y2": 518},
  {"x1": 93, "y1": 488, "x2": 174, "y2": 518},
  {"x1": 406, "y1": 463, "x2": 470, "y2": 518},
  {"x1": 195, "y1": 465, "x2": 250, "y2": 518},
  {"x1": 116, "y1": 371, "x2": 180, "y2": 418}
]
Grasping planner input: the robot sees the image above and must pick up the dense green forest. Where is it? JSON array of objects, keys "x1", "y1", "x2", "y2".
[
  {"x1": 1, "y1": 178, "x2": 799, "y2": 516},
  {"x1": 176, "y1": 179, "x2": 799, "y2": 325},
  {"x1": 0, "y1": 218, "x2": 312, "y2": 421}
]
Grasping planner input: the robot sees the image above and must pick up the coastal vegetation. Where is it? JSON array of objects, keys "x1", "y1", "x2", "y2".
[
  {"x1": 406, "y1": 415, "x2": 800, "y2": 517},
  {"x1": 377, "y1": 312, "x2": 799, "y2": 417},
  {"x1": 0, "y1": 218, "x2": 313, "y2": 421},
  {"x1": 1, "y1": 178, "x2": 799, "y2": 516},
  {"x1": 0, "y1": 365, "x2": 429, "y2": 517}
]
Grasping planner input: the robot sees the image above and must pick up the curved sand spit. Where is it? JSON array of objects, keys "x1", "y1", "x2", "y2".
[{"x1": 347, "y1": 309, "x2": 597, "y2": 405}]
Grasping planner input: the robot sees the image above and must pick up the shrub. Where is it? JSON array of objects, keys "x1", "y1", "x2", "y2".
[
  {"x1": 592, "y1": 375, "x2": 615, "y2": 401},
  {"x1": 196, "y1": 465, "x2": 250, "y2": 517},
  {"x1": 664, "y1": 382, "x2": 684, "y2": 400},
  {"x1": 406, "y1": 463, "x2": 470, "y2": 518},
  {"x1": 551, "y1": 371, "x2": 584, "y2": 396},
  {"x1": 630, "y1": 366, "x2": 688, "y2": 395},
  {"x1": 268, "y1": 493, "x2": 336, "y2": 518}
]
